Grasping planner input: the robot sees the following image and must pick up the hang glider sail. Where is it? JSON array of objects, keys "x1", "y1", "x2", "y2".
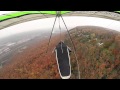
[
  {"x1": 0, "y1": 11, "x2": 119, "y2": 21},
  {"x1": 0, "y1": 11, "x2": 71, "y2": 21},
  {"x1": 0, "y1": 11, "x2": 120, "y2": 30},
  {"x1": 0, "y1": 11, "x2": 71, "y2": 30}
]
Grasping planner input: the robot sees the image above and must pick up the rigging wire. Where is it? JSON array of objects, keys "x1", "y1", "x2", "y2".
[
  {"x1": 58, "y1": 15, "x2": 63, "y2": 53},
  {"x1": 46, "y1": 14, "x2": 58, "y2": 53},
  {"x1": 46, "y1": 12, "x2": 80, "y2": 79},
  {"x1": 39, "y1": 11, "x2": 48, "y2": 18},
  {"x1": 105, "y1": 20, "x2": 115, "y2": 29},
  {"x1": 46, "y1": 13, "x2": 111, "y2": 79},
  {"x1": 60, "y1": 15, "x2": 80, "y2": 79},
  {"x1": 59, "y1": 15, "x2": 62, "y2": 41}
]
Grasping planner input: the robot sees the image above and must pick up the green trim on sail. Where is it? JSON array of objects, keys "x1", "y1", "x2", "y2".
[
  {"x1": 0, "y1": 11, "x2": 71, "y2": 21},
  {"x1": 115, "y1": 11, "x2": 120, "y2": 13},
  {"x1": 0, "y1": 11, "x2": 119, "y2": 22}
]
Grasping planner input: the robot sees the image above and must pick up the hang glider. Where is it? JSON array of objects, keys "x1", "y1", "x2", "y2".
[
  {"x1": 0, "y1": 11, "x2": 120, "y2": 30},
  {"x1": 0, "y1": 11, "x2": 120, "y2": 79}
]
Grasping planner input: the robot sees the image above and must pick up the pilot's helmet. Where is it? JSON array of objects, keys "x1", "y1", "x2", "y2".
[{"x1": 58, "y1": 41, "x2": 64, "y2": 45}]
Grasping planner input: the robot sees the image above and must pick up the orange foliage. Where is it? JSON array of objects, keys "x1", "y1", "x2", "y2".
[
  {"x1": 0, "y1": 33, "x2": 66, "y2": 79},
  {"x1": 65, "y1": 26, "x2": 120, "y2": 79}
]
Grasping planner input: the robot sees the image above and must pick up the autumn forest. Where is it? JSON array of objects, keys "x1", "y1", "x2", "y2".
[{"x1": 0, "y1": 26, "x2": 120, "y2": 79}]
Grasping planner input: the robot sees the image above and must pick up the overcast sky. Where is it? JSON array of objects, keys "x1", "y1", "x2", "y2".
[{"x1": 0, "y1": 11, "x2": 120, "y2": 38}]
